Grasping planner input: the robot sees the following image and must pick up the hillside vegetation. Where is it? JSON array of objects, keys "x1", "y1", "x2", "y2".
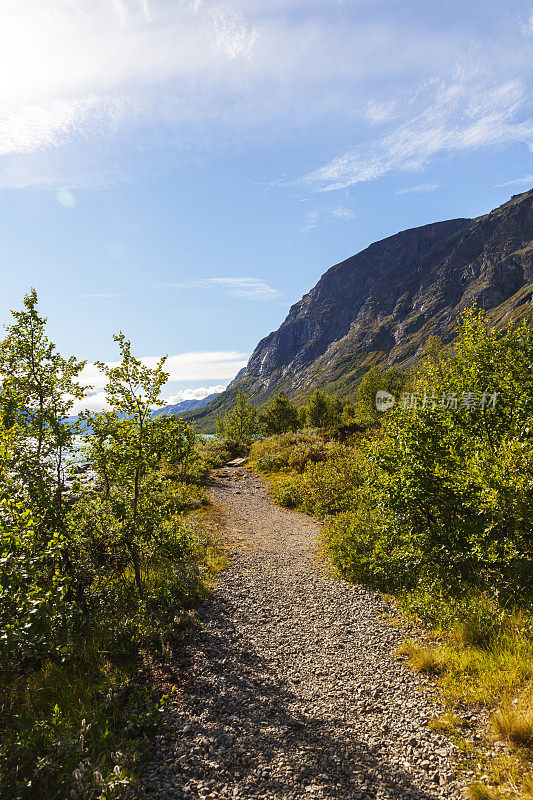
[{"x1": 244, "y1": 309, "x2": 533, "y2": 799}]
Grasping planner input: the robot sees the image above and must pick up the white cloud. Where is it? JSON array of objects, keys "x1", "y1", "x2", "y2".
[
  {"x1": 495, "y1": 174, "x2": 533, "y2": 188},
  {"x1": 302, "y1": 79, "x2": 533, "y2": 191},
  {"x1": 71, "y1": 352, "x2": 247, "y2": 413},
  {"x1": 0, "y1": 1, "x2": 530, "y2": 188},
  {"x1": 165, "y1": 277, "x2": 281, "y2": 301},
  {"x1": 301, "y1": 210, "x2": 320, "y2": 233},
  {"x1": 331, "y1": 205, "x2": 356, "y2": 219},
  {"x1": 396, "y1": 182, "x2": 440, "y2": 195},
  {"x1": 365, "y1": 98, "x2": 398, "y2": 124},
  {"x1": 161, "y1": 385, "x2": 226, "y2": 405},
  {"x1": 71, "y1": 381, "x2": 227, "y2": 414},
  {"x1": 0, "y1": 0, "x2": 258, "y2": 185},
  {"x1": 77, "y1": 350, "x2": 249, "y2": 390},
  {"x1": 160, "y1": 350, "x2": 249, "y2": 379},
  {"x1": 521, "y1": 9, "x2": 533, "y2": 37},
  {"x1": 301, "y1": 204, "x2": 356, "y2": 232},
  {"x1": 70, "y1": 390, "x2": 111, "y2": 415}
]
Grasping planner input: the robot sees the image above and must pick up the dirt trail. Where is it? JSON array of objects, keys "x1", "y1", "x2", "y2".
[{"x1": 134, "y1": 465, "x2": 463, "y2": 800}]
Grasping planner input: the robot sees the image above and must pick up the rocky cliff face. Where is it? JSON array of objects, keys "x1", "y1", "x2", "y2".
[{"x1": 190, "y1": 189, "x2": 533, "y2": 429}]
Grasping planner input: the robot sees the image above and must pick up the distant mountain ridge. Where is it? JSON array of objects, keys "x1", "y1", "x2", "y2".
[
  {"x1": 66, "y1": 392, "x2": 220, "y2": 429},
  {"x1": 152, "y1": 393, "x2": 219, "y2": 417},
  {"x1": 188, "y1": 188, "x2": 533, "y2": 431}
]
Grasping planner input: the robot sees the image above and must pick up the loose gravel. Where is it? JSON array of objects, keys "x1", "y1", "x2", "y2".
[{"x1": 133, "y1": 466, "x2": 463, "y2": 800}]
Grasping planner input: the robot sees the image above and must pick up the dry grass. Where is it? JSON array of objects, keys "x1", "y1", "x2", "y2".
[
  {"x1": 467, "y1": 783, "x2": 502, "y2": 800},
  {"x1": 492, "y1": 692, "x2": 533, "y2": 749},
  {"x1": 523, "y1": 774, "x2": 533, "y2": 799},
  {"x1": 398, "y1": 613, "x2": 533, "y2": 799},
  {"x1": 428, "y1": 712, "x2": 460, "y2": 734},
  {"x1": 396, "y1": 640, "x2": 444, "y2": 674}
]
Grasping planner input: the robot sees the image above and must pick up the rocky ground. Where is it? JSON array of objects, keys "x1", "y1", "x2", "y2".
[{"x1": 133, "y1": 464, "x2": 464, "y2": 800}]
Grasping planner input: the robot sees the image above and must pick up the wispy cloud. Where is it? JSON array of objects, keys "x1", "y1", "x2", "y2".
[
  {"x1": 521, "y1": 8, "x2": 533, "y2": 37},
  {"x1": 331, "y1": 205, "x2": 357, "y2": 220},
  {"x1": 396, "y1": 182, "x2": 440, "y2": 195},
  {"x1": 163, "y1": 277, "x2": 281, "y2": 301},
  {"x1": 0, "y1": 0, "x2": 530, "y2": 194},
  {"x1": 0, "y1": 1, "x2": 530, "y2": 189},
  {"x1": 0, "y1": 0, "x2": 257, "y2": 185},
  {"x1": 302, "y1": 79, "x2": 533, "y2": 191},
  {"x1": 365, "y1": 98, "x2": 398, "y2": 125},
  {"x1": 495, "y1": 174, "x2": 533, "y2": 188},
  {"x1": 301, "y1": 204, "x2": 356, "y2": 232},
  {"x1": 301, "y1": 210, "x2": 320, "y2": 233}
]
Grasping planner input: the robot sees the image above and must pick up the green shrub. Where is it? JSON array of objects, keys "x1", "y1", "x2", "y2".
[
  {"x1": 0, "y1": 505, "x2": 216, "y2": 799},
  {"x1": 251, "y1": 430, "x2": 331, "y2": 474},
  {"x1": 216, "y1": 390, "x2": 260, "y2": 449},
  {"x1": 200, "y1": 438, "x2": 231, "y2": 468},
  {"x1": 259, "y1": 395, "x2": 299, "y2": 435},
  {"x1": 295, "y1": 446, "x2": 365, "y2": 516},
  {"x1": 271, "y1": 476, "x2": 303, "y2": 508},
  {"x1": 322, "y1": 310, "x2": 533, "y2": 595},
  {"x1": 264, "y1": 441, "x2": 367, "y2": 517}
]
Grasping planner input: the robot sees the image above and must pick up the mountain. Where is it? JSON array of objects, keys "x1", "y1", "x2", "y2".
[
  {"x1": 65, "y1": 393, "x2": 221, "y2": 430},
  {"x1": 152, "y1": 392, "x2": 220, "y2": 417},
  {"x1": 188, "y1": 189, "x2": 533, "y2": 431}
]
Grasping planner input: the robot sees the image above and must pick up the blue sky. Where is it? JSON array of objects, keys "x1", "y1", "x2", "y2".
[{"x1": 0, "y1": 0, "x2": 532, "y2": 410}]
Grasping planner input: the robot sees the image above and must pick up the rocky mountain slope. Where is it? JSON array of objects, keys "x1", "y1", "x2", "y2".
[{"x1": 189, "y1": 189, "x2": 533, "y2": 431}]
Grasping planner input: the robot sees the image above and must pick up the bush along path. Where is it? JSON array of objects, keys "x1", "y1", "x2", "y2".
[{"x1": 132, "y1": 464, "x2": 464, "y2": 800}]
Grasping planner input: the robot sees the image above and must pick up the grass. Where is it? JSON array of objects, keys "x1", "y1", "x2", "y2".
[
  {"x1": 428, "y1": 711, "x2": 461, "y2": 734},
  {"x1": 396, "y1": 640, "x2": 444, "y2": 674},
  {"x1": 395, "y1": 602, "x2": 533, "y2": 799},
  {"x1": 492, "y1": 694, "x2": 533, "y2": 749},
  {"x1": 468, "y1": 783, "x2": 502, "y2": 800},
  {"x1": 0, "y1": 633, "x2": 149, "y2": 798}
]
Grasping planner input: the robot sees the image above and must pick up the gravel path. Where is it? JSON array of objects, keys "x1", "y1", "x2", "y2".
[{"x1": 134, "y1": 465, "x2": 463, "y2": 800}]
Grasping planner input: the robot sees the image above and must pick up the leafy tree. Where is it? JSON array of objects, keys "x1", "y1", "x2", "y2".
[
  {"x1": 338, "y1": 401, "x2": 360, "y2": 434},
  {"x1": 0, "y1": 300, "x2": 219, "y2": 799},
  {"x1": 356, "y1": 364, "x2": 408, "y2": 421},
  {"x1": 328, "y1": 309, "x2": 533, "y2": 594},
  {"x1": 297, "y1": 405, "x2": 308, "y2": 429},
  {"x1": 147, "y1": 414, "x2": 200, "y2": 479},
  {"x1": 0, "y1": 289, "x2": 86, "y2": 530},
  {"x1": 90, "y1": 333, "x2": 168, "y2": 594},
  {"x1": 260, "y1": 394, "x2": 299, "y2": 435},
  {"x1": 216, "y1": 390, "x2": 259, "y2": 447},
  {"x1": 341, "y1": 401, "x2": 356, "y2": 422},
  {"x1": 305, "y1": 389, "x2": 341, "y2": 428}
]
